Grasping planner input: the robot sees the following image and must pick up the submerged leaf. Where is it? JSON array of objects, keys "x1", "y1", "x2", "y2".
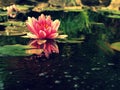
[{"x1": 111, "y1": 42, "x2": 120, "y2": 51}]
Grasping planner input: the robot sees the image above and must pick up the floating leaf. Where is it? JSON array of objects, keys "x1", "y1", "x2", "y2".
[
  {"x1": 56, "y1": 39, "x2": 83, "y2": 44},
  {"x1": 0, "y1": 44, "x2": 31, "y2": 56},
  {"x1": 111, "y1": 42, "x2": 120, "y2": 51},
  {"x1": 107, "y1": 15, "x2": 120, "y2": 19}
]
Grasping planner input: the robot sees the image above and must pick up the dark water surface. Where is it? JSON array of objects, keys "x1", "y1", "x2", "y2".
[{"x1": 0, "y1": 39, "x2": 120, "y2": 90}]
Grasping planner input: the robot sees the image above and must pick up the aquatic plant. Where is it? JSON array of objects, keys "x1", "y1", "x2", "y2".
[
  {"x1": 60, "y1": 10, "x2": 91, "y2": 38},
  {"x1": 26, "y1": 14, "x2": 60, "y2": 39},
  {"x1": 6, "y1": 4, "x2": 19, "y2": 18},
  {"x1": 25, "y1": 14, "x2": 67, "y2": 57}
]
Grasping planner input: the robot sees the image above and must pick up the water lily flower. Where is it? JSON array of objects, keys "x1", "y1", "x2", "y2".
[
  {"x1": 26, "y1": 14, "x2": 60, "y2": 39},
  {"x1": 7, "y1": 4, "x2": 19, "y2": 18},
  {"x1": 27, "y1": 39, "x2": 59, "y2": 58}
]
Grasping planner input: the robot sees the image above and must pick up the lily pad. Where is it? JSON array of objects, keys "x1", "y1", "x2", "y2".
[
  {"x1": 0, "y1": 44, "x2": 31, "y2": 56},
  {"x1": 111, "y1": 42, "x2": 120, "y2": 51},
  {"x1": 16, "y1": 5, "x2": 34, "y2": 13},
  {"x1": 56, "y1": 39, "x2": 84, "y2": 44},
  {"x1": 107, "y1": 15, "x2": 120, "y2": 19}
]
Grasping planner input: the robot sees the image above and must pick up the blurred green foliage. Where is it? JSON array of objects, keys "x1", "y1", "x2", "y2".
[
  {"x1": 0, "y1": 9, "x2": 8, "y2": 22},
  {"x1": 0, "y1": 36, "x2": 29, "y2": 46},
  {"x1": 60, "y1": 10, "x2": 91, "y2": 38}
]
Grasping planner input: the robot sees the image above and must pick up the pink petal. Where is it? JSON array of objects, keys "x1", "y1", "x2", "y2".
[
  {"x1": 46, "y1": 16, "x2": 52, "y2": 26},
  {"x1": 46, "y1": 15, "x2": 51, "y2": 20},
  {"x1": 40, "y1": 14, "x2": 46, "y2": 20},
  {"x1": 47, "y1": 33, "x2": 58, "y2": 39},
  {"x1": 34, "y1": 21, "x2": 42, "y2": 32},
  {"x1": 26, "y1": 22, "x2": 34, "y2": 33},
  {"x1": 27, "y1": 17, "x2": 32, "y2": 25},
  {"x1": 38, "y1": 14, "x2": 46, "y2": 24},
  {"x1": 26, "y1": 22, "x2": 39, "y2": 37},
  {"x1": 26, "y1": 17, "x2": 40, "y2": 37},
  {"x1": 39, "y1": 30, "x2": 46, "y2": 39},
  {"x1": 28, "y1": 17, "x2": 37, "y2": 28},
  {"x1": 45, "y1": 27, "x2": 52, "y2": 35},
  {"x1": 52, "y1": 20, "x2": 60, "y2": 31},
  {"x1": 51, "y1": 29, "x2": 57, "y2": 33},
  {"x1": 31, "y1": 17, "x2": 38, "y2": 28}
]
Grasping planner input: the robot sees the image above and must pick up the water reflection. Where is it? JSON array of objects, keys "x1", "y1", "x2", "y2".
[
  {"x1": 2, "y1": 42, "x2": 120, "y2": 90},
  {"x1": 0, "y1": 57, "x2": 8, "y2": 90},
  {"x1": 1, "y1": 37, "x2": 120, "y2": 90},
  {"x1": 26, "y1": 39, "x2": 59, "y2": 58},
  {"x1": 0, "y1": 68, "x2": 5, "y2": 90}
]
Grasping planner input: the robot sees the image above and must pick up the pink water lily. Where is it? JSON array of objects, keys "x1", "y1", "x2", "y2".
[
  {"x1": 6, "y1": 4, "x2": 19, "y2": 18},
  {"x1": 26, "y1": 14, "x2": 60, "y2": 39},
  {"x1": 28, "y1": 39, "x2": 59, "y2": 58}
]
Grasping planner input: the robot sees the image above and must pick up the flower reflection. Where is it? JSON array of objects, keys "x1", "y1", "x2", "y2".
[
  {"x1": 26, "y1": 39, "x2": 59, "y2": 58},
  {"x1": 6, "y1": 4, "x2": 19, "y2": 18}
]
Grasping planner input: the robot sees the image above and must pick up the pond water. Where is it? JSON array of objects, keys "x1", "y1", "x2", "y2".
[
  {"x1": 0, "y1": 36, "x2": 120, "y2": 90},
  {"x1": 0, "y1": 1, "x2": 120, "y2": 89}
]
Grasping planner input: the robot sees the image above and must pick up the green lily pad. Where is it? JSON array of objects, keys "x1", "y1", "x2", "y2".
[
  {"x1": 56, "y1": 39, "x2": 84, "y2": 44},
  {"x1": 107, "y1": 15, "x2": 120, "y2": 19},
  {"x1": 0, "y1": 44, "x2": 31, "y2": 56},
  {"x1": 111, "y1": 42, "x2": 120, "y2": 51}
]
